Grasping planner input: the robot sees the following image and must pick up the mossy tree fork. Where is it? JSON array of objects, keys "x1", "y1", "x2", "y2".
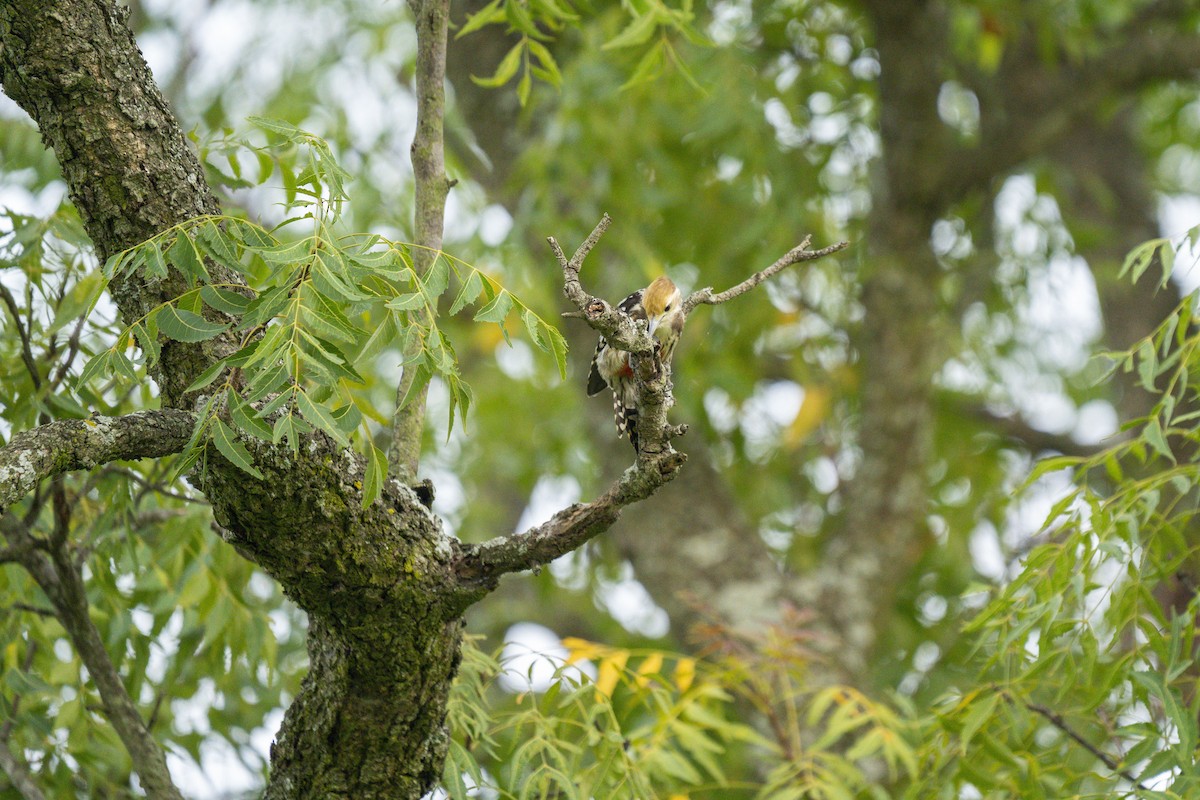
[{"x1": 0, "y1": 1, "x2": 842, "y2": 797}]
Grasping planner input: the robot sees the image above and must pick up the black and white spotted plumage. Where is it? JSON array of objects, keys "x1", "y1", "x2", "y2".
[{"x1": 587, "y1": 277, "x2": 684, "y2": 451}]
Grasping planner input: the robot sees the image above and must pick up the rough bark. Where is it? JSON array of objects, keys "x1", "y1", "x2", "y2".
[
  {"x1": 0, "y1": 411, "x2": 194, "y2": 514},
  {"x1": 0, "y1": 1, "x2": 474, "y2": 796},
  {"x1": 0, "y1": 0, "x2": 236, "y2": 407}
]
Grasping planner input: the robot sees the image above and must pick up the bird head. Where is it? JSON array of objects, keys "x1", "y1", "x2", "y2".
[{"x1": 643, "y1": 276, "x2": 682, "y2": 337}]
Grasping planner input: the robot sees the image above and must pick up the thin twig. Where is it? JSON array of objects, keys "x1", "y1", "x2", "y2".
[
  {"x1": 683, "y1": 237, "x2": 850, "y2": 315},
  {"x1": 1024, "y1": 701, "x2": 1149, "y2": 791},
  {"x1": 47, "y1": 312, "x2": 88, "y2": 392},
  {"x1": 0, "y1": 280, "x2": 42, "y2": 390},
  {"x1": 102, "y1": 465, "x2": 208, "y2": 505},
  {"x1": 2, "y1": 602, "x2": 56, "y2": 617}
]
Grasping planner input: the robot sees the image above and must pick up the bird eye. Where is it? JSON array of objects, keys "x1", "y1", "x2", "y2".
[{"x1": 664, "y1": 302, "x2": 673, "y2": 311}]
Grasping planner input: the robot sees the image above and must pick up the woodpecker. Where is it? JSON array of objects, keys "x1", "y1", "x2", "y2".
[{"x1": 587, "y1": 276, "x2": 684, "y2": 450}]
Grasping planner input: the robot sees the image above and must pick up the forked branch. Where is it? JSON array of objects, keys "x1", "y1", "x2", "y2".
[{"x1": 455, "y1": 216, "x2": 848, "y2": 588}]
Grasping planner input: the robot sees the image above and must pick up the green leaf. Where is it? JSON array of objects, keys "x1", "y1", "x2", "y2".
[
  {"x1": 604, "y1": 11, "x2": 659, "y2": 50},
  {"x1": 297, "y1": 329, "x2": 366, "y2": 384},
  {"x1": 473, "y1": 40, "x2": 524, "y2": 88},
  {"x1": 456, "y1": 0, "x2": 505, "y2": 39},
  {"x1": 200, "y1": 285, "x2": 252, "y2": 315},
  {"x1": 363, "y1": 444, "x2": 387, "y2": 509},
  {"x1": 210, "y1": 417, "x2": 265, "y2": 479},
  {"x1": 249, "y1": 116, "x2": 305, "y2": 139},
  {"x1": 474, "y1": 290, "x2": 513, "y2": 324},
  {"x1": 144, "y1": 243, "x2": 170, "y2": 280},
  {"x1": 156, "y1": 306, "x2": 229, "y2": 342},
  {"x1": 960, "y1": 692, "x2": 1000, "y2": 748},
  {"x1": 388, "y1": 293, "x2": 427, "y2": 311},
  {"x1": 504, "y1": 0, "x2": 542, "y2": 38},
  {"x1": 447, "y1": 374, "x2": 474, "y2": 438},
  {"x1": 272, "y1": 411, "x2": 308, "y2": 457},
  {"x1": 240, "y1": 283, "x2": 293, "y2": 329},
  {"x1": 358, "y1": 311, "x2": 400, "y2": 364},
  {"x1": 104, "y1": 249, "x2": 131, "y2": 279},
  {"x1": 517, "y1": 67, "x2": 532, "y2": 106},
  {"x1": 622, "y1": 40, "x2": 666, "y2": 89},
  {"x1": 1144, "y1": 418, "x2": 1175, "y2": 464},
  {"x1": 299, "y1": 283, "x2": 362, "y2": 345},
  {"x1": 75, "y1": 351, "x2": 111, "y2": 389},
  {"x1": 241, "y1": 323, "x2": 290, "y2": 371},
  {"x1": 423, "y1": 254, "x2": 451, "y2": 299},
  {"x1": 449, "y1": 270, "x2": 484, "y2": 315},
  {"x1": 255, "y1": 236, "x2": 315, "y2": 266},
  {"x1": 1159, "y1": 242, "x2": 1176, "y2": 288},
  {"x1": 49, "y1": 270, "x2": 106, "y2": 334},
  {"x1": 527, "y1": 39, "x2": 563, "y2": 87},
  {"x1": 312, "y1": 248, "x2": 372, "y2": 302},
  {"x1": 294, "y1": 389, "x2": 350, "y2": 446},
  {"x1": 1024, "y1": 454, "x2": 1082, "y2": 484},
  {"x1": 397, "y1": 363, "x2": 433, "y2": 412},
  {"x1": 231, "y1": 219, "x2": 276, "y2": 248},
  {"x1": 229, "y1": 394, "x2": 275, "y2": 441},
  {"x1": 543, "y1": 324, "x2": 569, "y2": 378},
  {"x1": 168, "y1": 233, "x2": 209, "y2": 284},
  {"x1": 522, "y1": 308, "x2": 545, "y2": 350},
  {"x1": 184, "y1": 359, "x2": 229, "y2": 394},
  {"x1": 196, "y1": 221, "x2": 243, "y2": 271}
]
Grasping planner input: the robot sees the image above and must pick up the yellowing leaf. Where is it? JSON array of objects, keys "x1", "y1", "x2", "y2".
[
  {"x1": 595, "y1": 651, "x2": 629, "y2": 698},
  {"x1": 635, "y1": 652, "x2": 664, "y2": 688},
  {"x1": 674, "y1": 657, "x2": 696, "y2": 692},
  {"x1": 561, "y1": 636, "x2": 605, "y2": 665},
  {"x1": 978, "y1": 32, "x2": 1004, "y2": 73},
  {"x1": 785, "y1": 385, "x2": 831, "y2": 448}
]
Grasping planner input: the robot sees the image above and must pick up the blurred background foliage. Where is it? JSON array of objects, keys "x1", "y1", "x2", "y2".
[{"x1": 3, "y1": 0, "x2": 1200, "y2": 796}]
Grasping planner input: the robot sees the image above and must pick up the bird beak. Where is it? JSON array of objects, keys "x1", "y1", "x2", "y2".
[{"x1": 647, "y1": 316, "x2": 659, "y2": 336}]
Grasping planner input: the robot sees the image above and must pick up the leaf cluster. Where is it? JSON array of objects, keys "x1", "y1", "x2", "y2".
[
  {"x1": 458, "y1": 0, "x2": 709, "y2": 102},
  {"x1": 79, "y1": 121, "x2": 567, "y2": 505},
  {"x1": 914, "y1": 266, "x2": 1200, "y2": 798}
]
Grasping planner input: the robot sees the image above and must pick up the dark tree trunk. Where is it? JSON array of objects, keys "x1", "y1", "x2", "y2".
[{"x1": 1, "y1": 2, "x2": 476, "y2": 797}]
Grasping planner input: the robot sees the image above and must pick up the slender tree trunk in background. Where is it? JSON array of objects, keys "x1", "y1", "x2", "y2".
[
  {"x1": 797, "y1": 1, "x2": 956, "y2": 676},
  {"x1": 390, "y1": 0, "x2": 454, "y2": 483}
]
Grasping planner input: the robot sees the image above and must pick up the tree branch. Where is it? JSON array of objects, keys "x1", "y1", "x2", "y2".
[
  {"x1": 941, "y1": 395, "x2": 1111, "y2": 458},
  {"x1": 0, "y1": 410, "x2": 194, "y2": 514},
  {"x1": 1024, "y1": 700, "x2": 1148, "y2": 791},
  {"x1": 454, "y1": 216, "x2": 684, "y2": 587},
  {"x1": 389, "y1": 0, "x2": 454, "y2": 483},
  {"x1": 682, "y1": 237, "x2": 851, "y2": 315},
  {"x1": 18, "y1": 541, "x2": 182, "y2": 800},
  {"x1": 0, "y1": 281, "x2": 42, "y2": 390},
  {"x1": 0, "y1": 744, "x2": 47, "y2": 800},
  {"x1": 456, "y1": 219, "x2": 848, "y2": 587}
]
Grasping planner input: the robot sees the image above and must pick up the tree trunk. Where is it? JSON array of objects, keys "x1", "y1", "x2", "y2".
[{"x1": 0, "y1": 2, "x2": 477, "y2": 796}]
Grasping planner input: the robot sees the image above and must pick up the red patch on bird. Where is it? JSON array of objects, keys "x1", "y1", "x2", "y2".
[{"x1": 617, "y1": 362, "x2": 634, "y2": 379}]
